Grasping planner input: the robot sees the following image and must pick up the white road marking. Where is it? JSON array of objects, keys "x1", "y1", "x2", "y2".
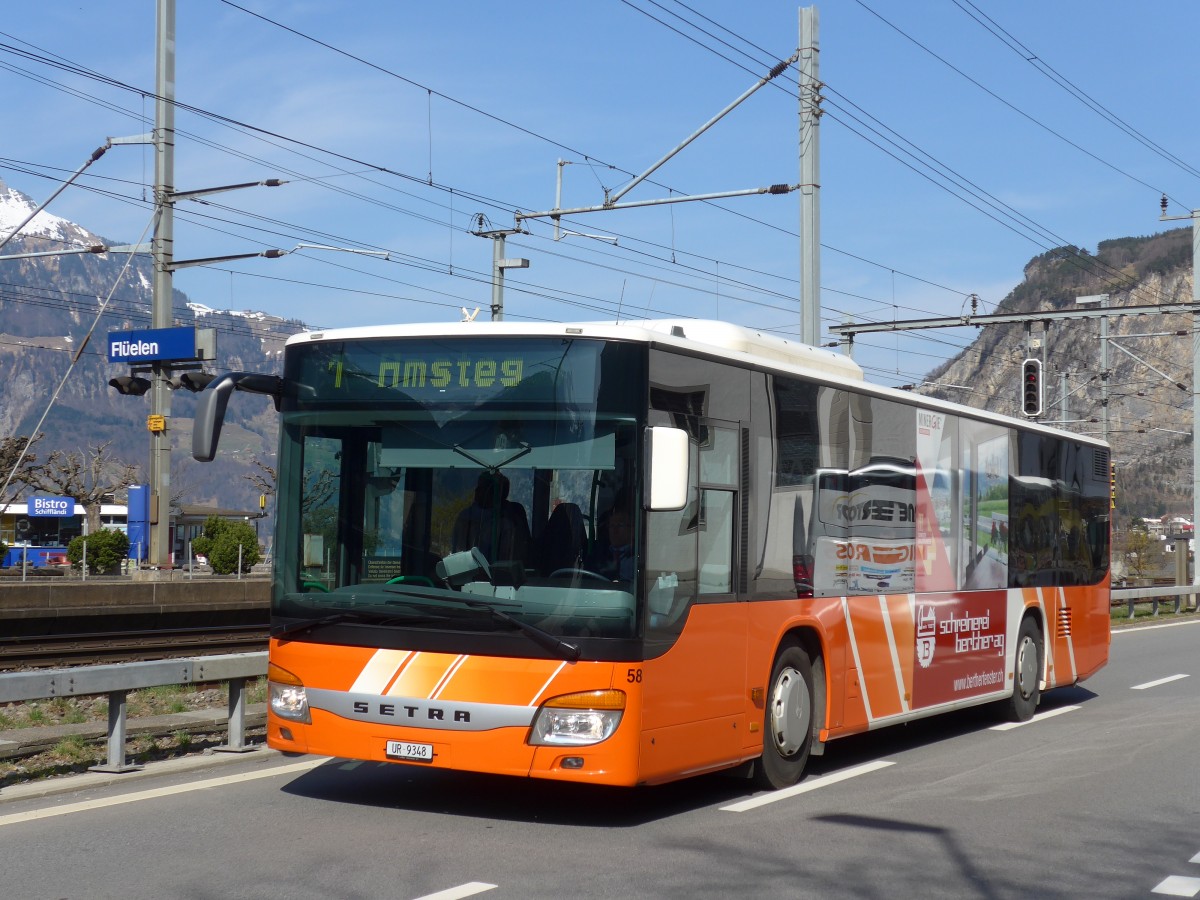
[
  {"x1": 1152, "y1": 875, "x2": 1200, "y2": 897},
  {"x1": 1113, "y1": 619, "x2": 1200, "y2": 635},
  {"x1": 1192, "y1": 851, "x2": 1200, "y2": 864},
  {"x1": 0, "y1": 758, "x2": 327, "y2": 828},
  {"x1": 1132, "y1": 674, "x2": 1190, "y2": 691},
  {"x1": 411, "y1": 883, "x2": 497, "y2": 900},
  {"x1": 989, "y1": 704, "x2": 1079, "y2": 731},
  {"x1": 720, "y1": 760, "x2": 894, "y2": 813}
]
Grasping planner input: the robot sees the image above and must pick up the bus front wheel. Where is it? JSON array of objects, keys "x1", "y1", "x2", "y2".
[
  {"x1": 754, "y1": 643, "x2": 814, "y2": 790},
  {"x1": 1005, "y1": 616, "x2": 1043, "y2": 722}
]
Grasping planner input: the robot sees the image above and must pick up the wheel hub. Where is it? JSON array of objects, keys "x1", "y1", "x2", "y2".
[
  {"x1": 1016, "y1": 635, "x2": 1038, "y2": 700},
  {"x1": 769, "y1": 666, "x2": 810, "y2": 757}
]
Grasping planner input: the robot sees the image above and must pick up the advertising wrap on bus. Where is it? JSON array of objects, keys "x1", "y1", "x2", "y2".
[{"x1": 810, "y1": 466, "x2": 916, "y2": 595}]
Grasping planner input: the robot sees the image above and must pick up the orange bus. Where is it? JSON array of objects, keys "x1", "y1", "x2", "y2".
[{"x1": 193, "y1": 319, "x2": 1110, "y2": 788}]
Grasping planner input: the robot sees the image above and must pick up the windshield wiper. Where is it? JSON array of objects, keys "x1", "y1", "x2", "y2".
[
  {"x1": 464, "y1": 598, "x2": 582, "y2": 662},
  {"x1": 273, "y1": 608, "x2": 447, "y2": 640},
  {"x1": 451, "y1": 441, "x2": 531, "y2": 473},
  {"x1": 381, "y1": 587, "x2": 581, "y2": 662}
]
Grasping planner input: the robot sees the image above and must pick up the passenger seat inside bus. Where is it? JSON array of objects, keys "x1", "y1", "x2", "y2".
[{"x1": 536, "y1": 502, "x2": 588, "y2": 575}]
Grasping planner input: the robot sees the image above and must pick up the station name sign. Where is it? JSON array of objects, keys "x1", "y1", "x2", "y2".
[
  {"x1": 28, "y1": 495, "x2": 74, "y2": 517},
  {"x1": 108, "y1": 327, "x2": 199, "y2": 363}
]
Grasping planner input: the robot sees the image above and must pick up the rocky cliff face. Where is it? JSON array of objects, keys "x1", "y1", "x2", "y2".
[{"x1": 918, "y1": 229, "x2": 1195, "y2": 521}]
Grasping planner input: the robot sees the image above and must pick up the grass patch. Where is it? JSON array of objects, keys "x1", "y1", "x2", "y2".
[
  {"x1": 243, "y1": 677, "x2": 268, "y2": 705},
  {"x1": 1112, "y1": 602, "x2": 1200, "y2": 626},
  {"x1": 52, "y1": 734, "x2": 96, "y2": 765},
  {"x1": 131, "y1": 684, "x2": 190, "y2": 716}
]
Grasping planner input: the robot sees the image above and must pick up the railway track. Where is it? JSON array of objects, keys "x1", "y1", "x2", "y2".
[{"x1": 0, "y1": 624, "x2": 269, "y2": 670}]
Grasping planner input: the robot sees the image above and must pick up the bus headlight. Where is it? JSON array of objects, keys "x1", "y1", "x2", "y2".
[
  {"x1": 268, "y1": 662, "x2": 311, "y2": 724},
  {"x1": 529, "y1": 690, "x2": 625, "y2": 746}
]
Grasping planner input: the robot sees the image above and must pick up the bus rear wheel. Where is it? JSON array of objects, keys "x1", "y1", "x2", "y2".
[
  {"x1": 1005, "y1": 616, "x2": 1043, "y2": 722},
  {"x1": 754, "y1": 643, "x2": 814, "y2": 790}
]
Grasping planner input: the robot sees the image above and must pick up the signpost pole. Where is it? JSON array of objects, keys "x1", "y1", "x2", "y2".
[{"x1": 149, "y1": 0, "x2": 176, "y2": 571}]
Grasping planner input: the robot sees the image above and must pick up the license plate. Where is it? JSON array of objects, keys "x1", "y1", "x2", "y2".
[{"x1": 385, "y1": 740, "x2": 434, "y2": 762}]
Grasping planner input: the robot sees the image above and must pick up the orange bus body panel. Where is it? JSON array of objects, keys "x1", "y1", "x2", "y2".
[
  {"x1": 638, "y1": 604, "x2": 749, "y2": 784},
  {"x1": 268, "y1": 638, "x2": 648, "y2": 785},
  {"x1": 266, "y1": 579, "x2": 1108, "y2": 786}
]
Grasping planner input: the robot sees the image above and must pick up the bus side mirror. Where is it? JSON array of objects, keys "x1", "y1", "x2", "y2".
[
  {"x1": 192, "y1": 375, "x2": 238, "y2": 462},
  {"x1": 646, "y1": 426, "x2": 689, "y2": 510},
  {"x1": 191, "y1": 372, "x2": 286, "y2": 461}
]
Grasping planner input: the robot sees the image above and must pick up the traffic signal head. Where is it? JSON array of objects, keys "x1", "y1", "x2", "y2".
[
  {"x1": 109, "y1": 375, "x2": 152, "y2": 396},
  {"x1": 178, "y1": 371, "x2": 217, "y2": 392},
  {"x1": 1021, "y1": 359, "x2": 1042, "y2": 417}
]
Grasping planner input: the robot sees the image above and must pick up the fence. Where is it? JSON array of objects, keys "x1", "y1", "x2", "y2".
[
  {"x1": 1111, "y1": 584, "x2": 1200, "y2": 619},
  {"x1": 0, "y1": 652, "x2": 267, "y2": 786}
]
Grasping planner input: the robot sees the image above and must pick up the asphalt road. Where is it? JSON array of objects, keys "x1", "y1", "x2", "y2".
[{"x1": 2, "y1": 619, "x2": 1197, "y2": 900}]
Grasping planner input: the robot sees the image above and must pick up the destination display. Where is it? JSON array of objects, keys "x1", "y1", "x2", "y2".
[{"x1": 288, "y1": 337, "x2": 606, "y2": 407}]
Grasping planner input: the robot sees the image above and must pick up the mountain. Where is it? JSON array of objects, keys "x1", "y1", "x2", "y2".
[
  {"x1": 1, "y1": 177, "x2": 1192, "y2": 524},
  {"x1": 916, "y1": 228, "x2": 1195, "y2": 523},
  {"x1": 0, "y1": 177, "x2": 306, "y2": 511}
]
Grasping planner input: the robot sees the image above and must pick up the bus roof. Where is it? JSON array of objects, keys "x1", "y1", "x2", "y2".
[
  {"x1": 284, "y1": 318, "x2": 1107, "y2": 449},
  {"x1": 287, "y1": 318, "x2": 864, "y2": 382}
]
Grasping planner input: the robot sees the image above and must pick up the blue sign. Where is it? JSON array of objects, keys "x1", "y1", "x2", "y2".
[
  {"x1": 108, "y1": 327, "x2": 198, "y2": 363},
  {"x1": 28, "y1": 495, "x2": 74, "y2": 517}
]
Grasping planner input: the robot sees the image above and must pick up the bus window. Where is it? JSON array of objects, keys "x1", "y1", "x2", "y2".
[
  {"x1": 698, "y1": 489, "x2": 735, "y2": 595},
  {"x1": 299, "y1": 434, "x2": 342, "y2": 590}
]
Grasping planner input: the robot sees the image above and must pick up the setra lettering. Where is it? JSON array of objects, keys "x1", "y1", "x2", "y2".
[{"x1": 351, "y1": 700, "x2": 471, "y2": 723}]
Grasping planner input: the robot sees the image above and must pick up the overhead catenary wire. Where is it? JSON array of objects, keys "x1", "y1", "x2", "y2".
[{"x1": 1, "y1": 4, "x2": 1191, "y2": 391}]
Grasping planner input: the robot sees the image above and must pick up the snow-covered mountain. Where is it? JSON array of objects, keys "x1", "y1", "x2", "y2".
[{"x1": 0, "y1": 177, "x2": 306, "y2": 510}]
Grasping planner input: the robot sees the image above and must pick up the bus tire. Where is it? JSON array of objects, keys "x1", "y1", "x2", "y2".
[
  {"x1": 754, "y1": 643, "x2": 814, "y2": 790},
  {"x1": 1005, "y1": 615, "x2": 1043, "y2": 722}
]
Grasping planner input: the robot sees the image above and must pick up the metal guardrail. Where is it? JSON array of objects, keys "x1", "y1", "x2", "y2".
[
  {"x1": 1111, "y1": 585, "x2": 1200, "y2": 619},
  {"x1": 0, "y1": 652, "x2": 267, "y2": 779}
]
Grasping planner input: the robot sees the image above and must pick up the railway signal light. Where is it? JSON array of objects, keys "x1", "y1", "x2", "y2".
[
  {"x1": 1021, "y1": 359, "x2": 1042, "y2": 417},
  {"x1": 178, "y1": 371, "x2": 217, "y2": 392},
  {"x1": 109, "y1": 375, "x2": 152, "y2": 396}
]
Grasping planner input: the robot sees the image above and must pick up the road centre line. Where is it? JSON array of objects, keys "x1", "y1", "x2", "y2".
[
  {"x1": 990, "y1": 705, "x2": 1079, "y2": 731},
  {"x1": 411, "y1": 883, "x2": 497, "y2": 900},
  {"x1": 720, "y1": 760, "x2": 894, "y2": 813},
  {"x1": 1133, "y1": 674, "x2": 1190, "y2": 691},
  {"x1": 0, "y1": 758, "x2": 326, "y2": 829}
]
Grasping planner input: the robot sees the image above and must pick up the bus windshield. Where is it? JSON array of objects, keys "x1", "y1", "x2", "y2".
[{"x1": 273, "y1": 336, "x2": 645, "y2": 643}]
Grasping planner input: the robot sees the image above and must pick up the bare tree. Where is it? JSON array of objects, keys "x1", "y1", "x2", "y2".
[
  {"x1": 0, "y1": 433, "x2": 43, "y2": 505},
  {"x1": 1113, "y1": 522, "x2": 1156, "y2": 584},
  {"x1": 23, "y1": 441, "x2": 140, "y2": 534},
  {"x1": 244, "y1": 453, "x2": 277, "y2": 500},
  {"x1": 170, "y1": 455, "x2": 197, "y2": 517}
]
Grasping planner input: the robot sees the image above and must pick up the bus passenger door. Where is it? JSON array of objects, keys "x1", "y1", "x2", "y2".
[{"x1": 640, "y1": 418, "x2": 748, "y2": 779}]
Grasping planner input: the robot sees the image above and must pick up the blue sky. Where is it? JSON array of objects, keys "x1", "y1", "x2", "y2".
[{"x1": 1, "y1": 1, "x2": 1197, "y2": 388}]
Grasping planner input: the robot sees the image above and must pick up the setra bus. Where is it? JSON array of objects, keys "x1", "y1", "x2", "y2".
[{"x1": 193, "y1": 319, "x2": 1110, "y2": 788}]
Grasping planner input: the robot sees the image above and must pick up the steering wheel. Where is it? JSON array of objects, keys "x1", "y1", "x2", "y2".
[
  {"x1": 301, "y1": 580, "x2": 330, "y2": 593},
  {"x1": 387, "y1": 575, "x2": 435, "y2": 587},
  {"x1": 549, "y1": 567, "x2": 610, "y2": 583}
]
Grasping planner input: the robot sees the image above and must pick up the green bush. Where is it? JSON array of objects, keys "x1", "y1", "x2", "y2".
[
  {"x1": 68, "y1": 528, "x2": 130, "y2": 575},
  {"x1": 194, "y1": 515, "x2": 261, "y2": 575}
]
